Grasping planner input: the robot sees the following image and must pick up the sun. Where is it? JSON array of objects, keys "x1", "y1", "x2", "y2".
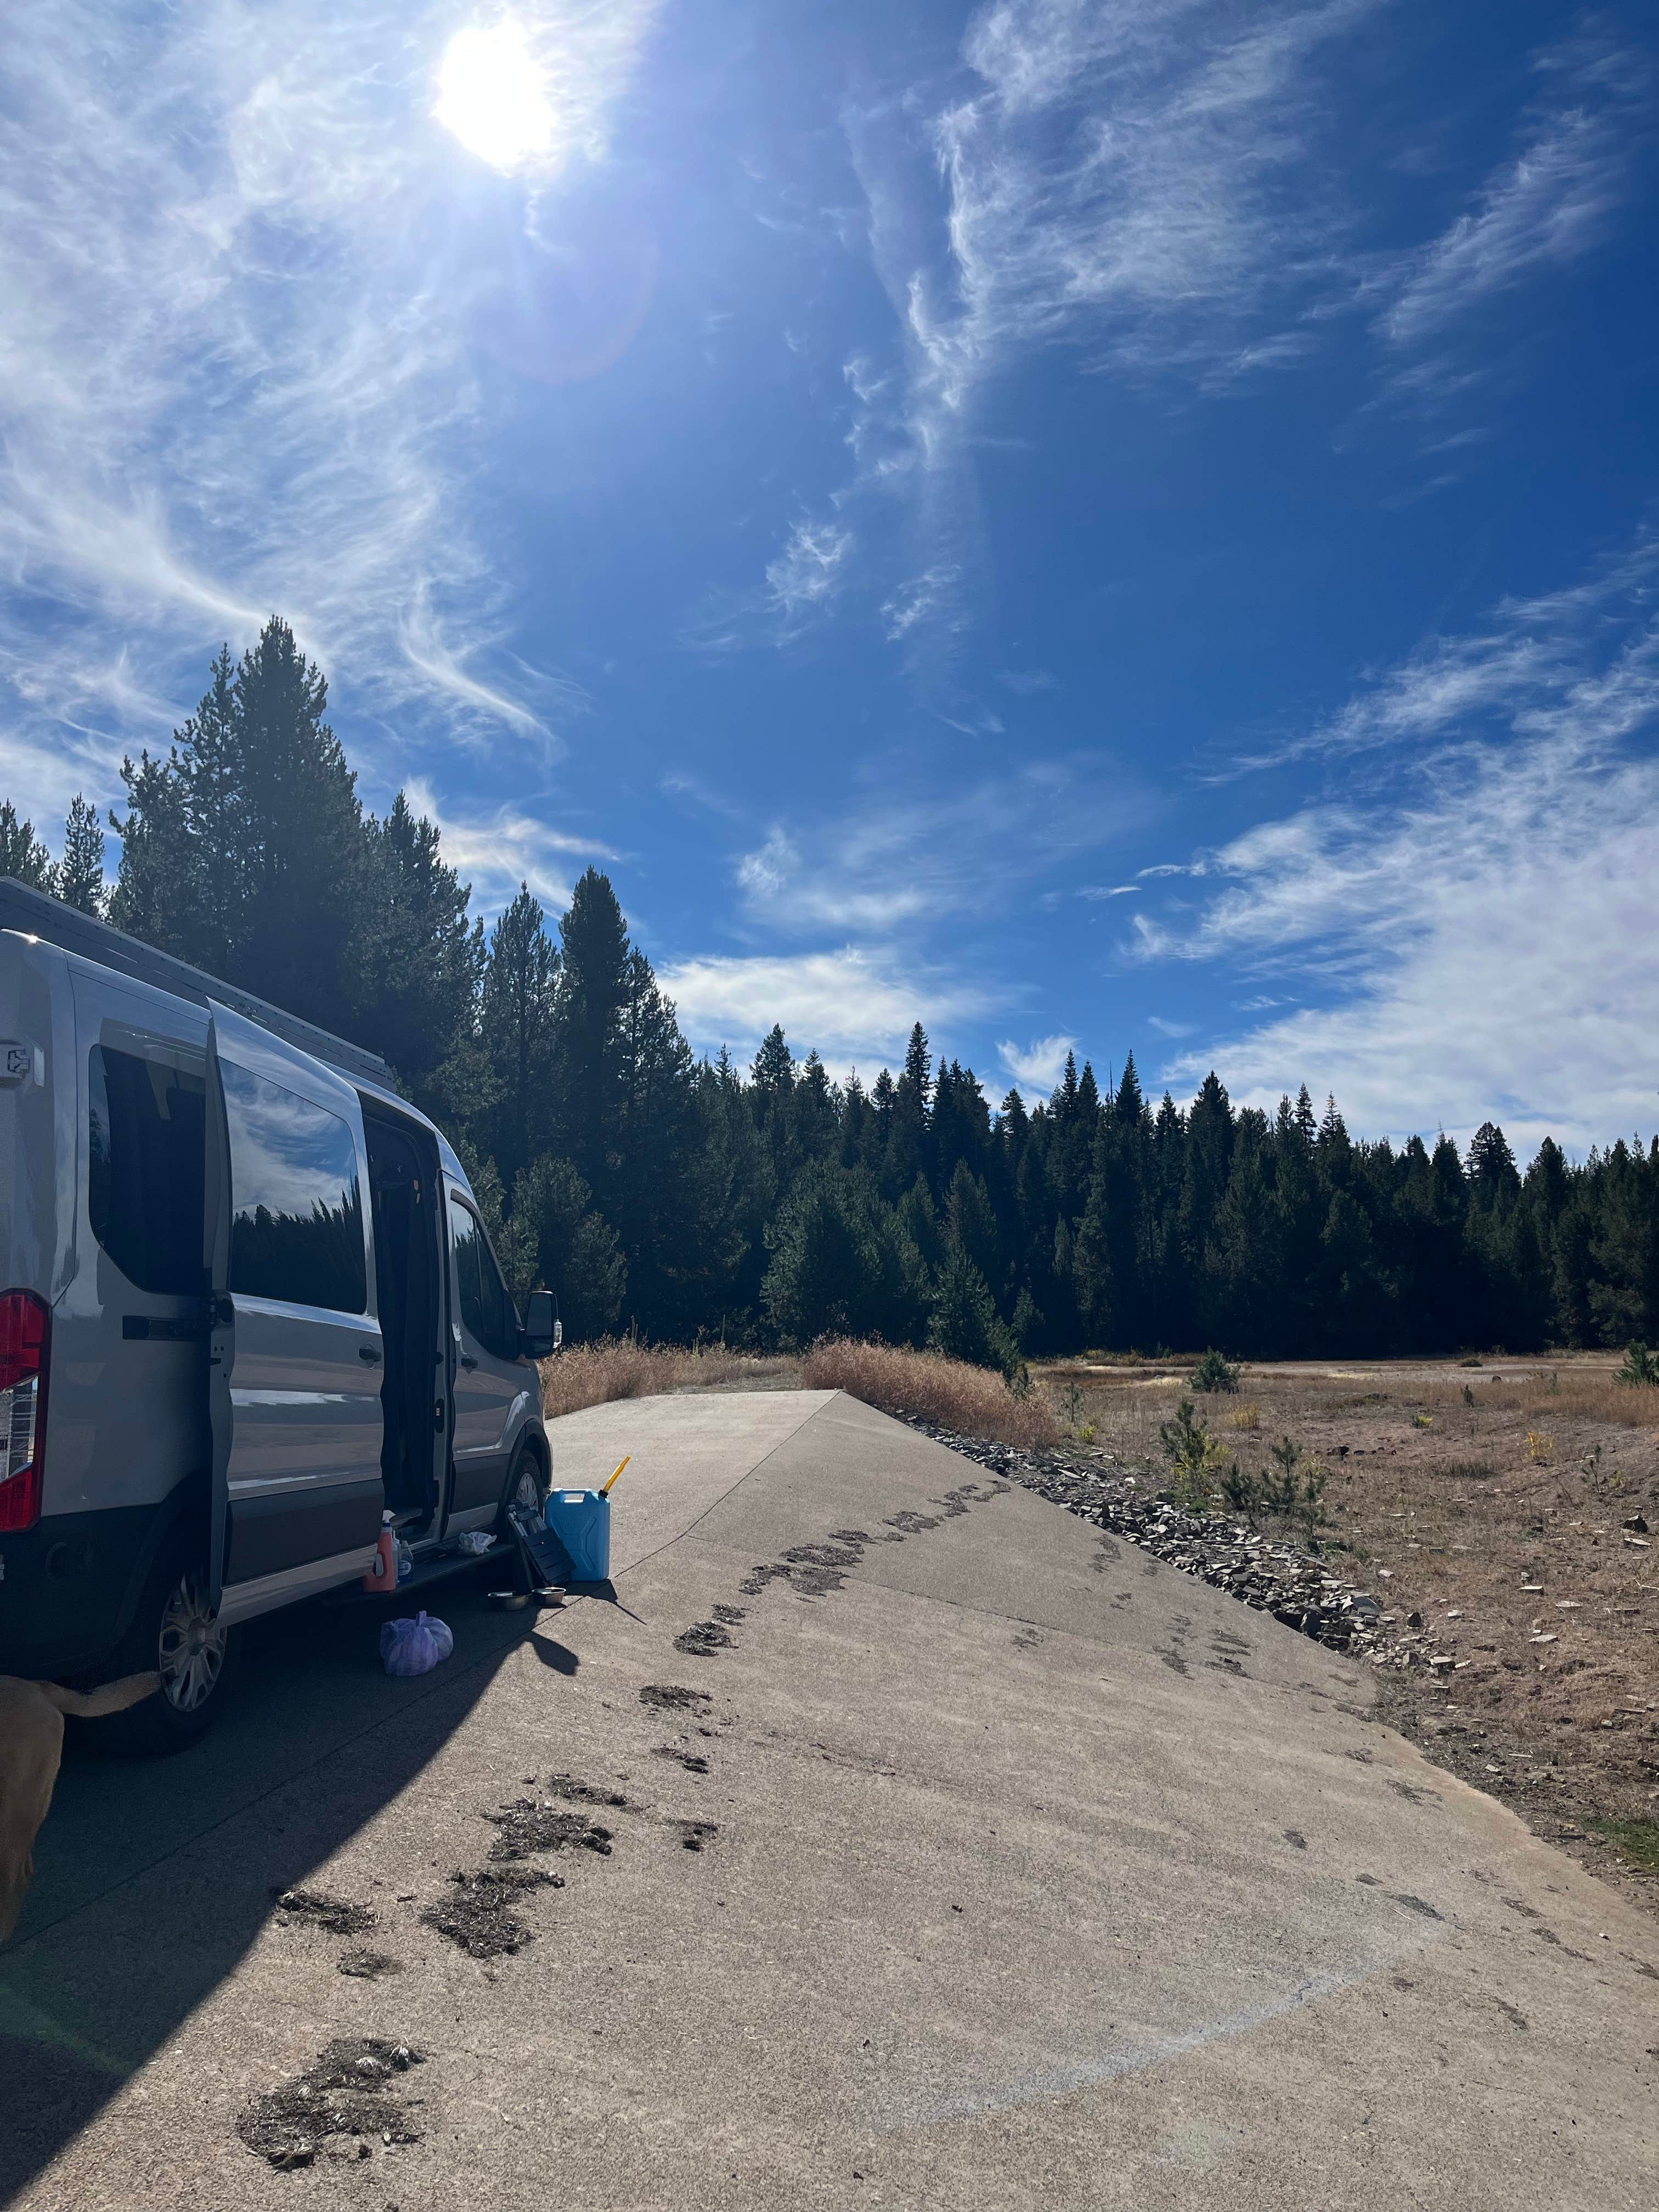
[{"x1": 435, "y1": 21, "x2": 557, "y2": 172}]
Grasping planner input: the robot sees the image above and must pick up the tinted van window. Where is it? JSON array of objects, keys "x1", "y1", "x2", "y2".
[
  {"x1": 88, "y1": 1046, "x2": 207, "y2": 1295},
  {"x1": 449, "y1": 1195, "x2": 519, "y2": 1359},
  {"x1": 222, "y1": 1061, "x2": 366, "y2": 1313}
]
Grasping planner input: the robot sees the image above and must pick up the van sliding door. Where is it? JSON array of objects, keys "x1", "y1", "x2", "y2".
[{"x1": 205, "y1": 1003, "x2": 385, "y2": 1609}]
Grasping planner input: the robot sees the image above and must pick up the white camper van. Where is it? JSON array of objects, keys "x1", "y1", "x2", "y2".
[{"x1": 0, "y1": 878, "x2": 558, "y2": 1749}]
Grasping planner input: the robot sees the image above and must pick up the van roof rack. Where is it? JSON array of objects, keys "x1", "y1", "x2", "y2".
[{"x1": 0, "y1": 876, "x2": 392, "y2": 1086}]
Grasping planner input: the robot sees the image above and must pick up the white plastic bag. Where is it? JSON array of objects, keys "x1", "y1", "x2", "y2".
[{"x1": 380, "y1": 1611, "x2": 454, "y2": 1677}]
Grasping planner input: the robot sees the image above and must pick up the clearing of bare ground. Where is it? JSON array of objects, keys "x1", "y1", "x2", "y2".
[{"x1": 1035, "y1": 1349, "x2": 1659, "y2": 1905}]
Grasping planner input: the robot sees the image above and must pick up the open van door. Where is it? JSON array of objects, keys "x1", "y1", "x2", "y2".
[{"x1": 205, "y1": 1003, "x2": 385, "y2": 1617}]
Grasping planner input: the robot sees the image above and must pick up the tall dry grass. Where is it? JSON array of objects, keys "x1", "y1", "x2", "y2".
[
  {"x1": 802, "y1": 1339, "x2": 1060, "y2": 1449},
  {"x1": 538, "y1": 1338, "x2": 801, "y2": 1420},
  {"x1": 539, "y1": 1338, "x2": 686, "y2": 1421},
  {"x1": 1421, "y1": 1366, "x2": 1659, "y2": 1431}
]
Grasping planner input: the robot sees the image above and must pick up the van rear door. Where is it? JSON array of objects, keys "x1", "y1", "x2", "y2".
[{"x1": 205, "y1": 1004, "x2": 384, "y2": 1610}]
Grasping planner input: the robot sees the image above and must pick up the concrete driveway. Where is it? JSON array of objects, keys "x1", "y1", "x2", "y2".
[{"x1": 3, "y1": 1389, "x2": 1655, "y2": 2209}]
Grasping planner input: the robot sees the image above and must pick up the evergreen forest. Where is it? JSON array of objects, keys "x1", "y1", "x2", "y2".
[{"x1": 6, "y1": 618, "x2": 1657, "y2": 1365}]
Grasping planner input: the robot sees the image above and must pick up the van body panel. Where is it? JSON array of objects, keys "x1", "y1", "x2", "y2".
[
  {"x1": 51, "y1": 963, "x2": 211, "y2": 1520},
  {"x1": 443, "y1": 1179, "x2": 531, "y2": 1515},
  {"x1": 0, "y1": 1492, "x2": 189, "y2": 1677},
  {"x1": 0, "y1": 933, "x2": 77, "y2": 1311},
  {"x1": 206, "y1": 1005, "x2": 385, "y2": 1606}
]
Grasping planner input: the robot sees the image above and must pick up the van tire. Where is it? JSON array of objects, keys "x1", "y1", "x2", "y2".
[
  {"x1": 87, "y1": 1541, "x2": 238, "y2": 1756},
  {"x1": 496, "y1": 1444, "x2": 548, "y2": 1539}
]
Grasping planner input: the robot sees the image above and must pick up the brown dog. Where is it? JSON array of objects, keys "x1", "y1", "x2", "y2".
[{"x1": 0, "y1": 1673, "x2": 160, "y2": 1942}]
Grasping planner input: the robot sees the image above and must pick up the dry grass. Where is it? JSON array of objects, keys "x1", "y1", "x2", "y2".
[
  {"x1": 538, "y1": 1338, "x2": 688, "y2": 1421},
  {"x1": 801, "y1": 1339, "x2": 1060, "y2": 1450},
  {"x1": 538, "y1": 1338, "x2": 809, "y2": 1421},
  {"x1": 1226, "y1": 1401, "x2": 1261, "y2": 1432}
]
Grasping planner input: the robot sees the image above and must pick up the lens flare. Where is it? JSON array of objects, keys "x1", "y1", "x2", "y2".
[{"x1": 435, "y1": 22, "x2": 557, "y2": 172}]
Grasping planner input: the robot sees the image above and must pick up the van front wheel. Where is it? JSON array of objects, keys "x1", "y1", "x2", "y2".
[{"x1": 91, "y1": 1542, "x2": 238, "y2": 1755}]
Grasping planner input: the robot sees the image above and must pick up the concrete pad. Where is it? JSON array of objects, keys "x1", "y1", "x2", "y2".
[
  {"x1": 4, "y1": 1390, "x2": 1656, "y2": 2210},
  {"x1": 548, "y1": 1387, "x2": 836, "y2": 1573}
]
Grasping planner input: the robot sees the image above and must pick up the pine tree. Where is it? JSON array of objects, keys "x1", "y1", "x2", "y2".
[
  {"x1": 0, "y1": 801, "x2": 54, "y2": 890},
  {"x1": 55, "y1": 795, "x2": 105, "y2": 914},
  {"x1": 480, "y1": 886, "x2": 559, "y2": 1187},
  {"x1": 928, "y1": 1243, "x2": 1015, "y2": 1375},
  {"x1": 554, "y1": 867, "x2": 631, "y2": 1197},
  {"x1": 356, "y1": 793, "x2": 483, "y2": 1100},
  {"x1": 508, "y1": 1155, "x2": 626, "y2": 1338},
  {"x1": 944, "y1": 1158, "x2": 1000, "y2": 1286},
  {"x1": 887, "y1": 1022, "x2": 932, "y2": 1193},
  {"x1": 1465, "y1": 1121, "x2": 1520, "y2": 1208},
  {"x1": 109, "y1": 619, "x2": 369, "y2": 1035},
  {"x1": 751, "y1": 1024, "x2": 794, "y2": 1095}
]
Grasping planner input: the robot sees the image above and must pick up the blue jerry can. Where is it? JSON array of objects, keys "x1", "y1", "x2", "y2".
[{"x1": 545, "y1": 1488, "x2": 611, "y2": 1582}]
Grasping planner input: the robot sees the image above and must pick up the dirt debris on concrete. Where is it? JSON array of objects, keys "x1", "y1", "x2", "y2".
[
  {"x1": 543, "y1": 1774, "x2": 633, "y2": 1810},
  {"x1": 736, "y1": 1489, "x2": 1012, "y2": 1604},
  {"x1": 338, "y1": 1949, "x2": 402, "y2": 1979},
  {"x1": 484, "y1": 1799, "x2": 614, "y2": 1861},
  {"x1": 654, "y1": 1747, "x2": 710, "y2": 1774},
  {"x1": 269, "y1": 1886, "x2": 376, "y2": 1937},
  {"x1": 640, "y1": 1683, "x2": 710, "y2": 1712},
  {"x1": 675, "y1": 1820, "x2": 718, "y2": 1853},
  {"x1": 675, "y1": 1620, "x2": 736, "y2": 1657},
  {"x1": 237, "y1": 2036, "x2": 425, "y2": 2170},
  {"x1": 421, "y1": 1866, "x2": 562, "y2": 1959}
]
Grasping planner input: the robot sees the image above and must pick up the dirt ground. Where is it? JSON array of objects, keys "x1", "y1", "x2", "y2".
[{"x1": 1031, "y1": 1351, "x2": 1659, "y2": 1910}]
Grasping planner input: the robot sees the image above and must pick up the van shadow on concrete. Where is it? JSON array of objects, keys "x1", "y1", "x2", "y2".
[{"x1": 0, "y1": 1578, "x2": 550, "y2": 2203}]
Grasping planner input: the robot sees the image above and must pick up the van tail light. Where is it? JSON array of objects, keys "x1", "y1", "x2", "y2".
[{"x1": 0, "y1": 1290, "x2": 49, "y2": 1533}]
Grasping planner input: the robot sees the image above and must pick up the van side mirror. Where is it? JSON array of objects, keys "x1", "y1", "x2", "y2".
[{"x1": 522, "y1": 1288, "x2": 558, "y2": 1359}]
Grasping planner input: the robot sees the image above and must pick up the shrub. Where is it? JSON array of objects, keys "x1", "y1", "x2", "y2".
[
  {"x1": 1160, "y1": 1398, "x2": 1227, "y2": 1510},
  {"x1": 802, "y1": 1338, "x2": 1060, "y2": 1450},
  {"x1": 1259, "y1": 1435, "x2": 1331, "y2": 1542},
  {"x1": 1617, "y1": 1342, "x2": 1659, "y2": 1387},
  {"x1": 1226, "y1": 1401, "x2": 1261, "y2": 1431},
  {"x1": 1525, "y1": 1430, "x2": 1556, "y2": 1465},
  {"x1": 1192, "y1": 1347, "x2": 1241, "y2": 1393}
]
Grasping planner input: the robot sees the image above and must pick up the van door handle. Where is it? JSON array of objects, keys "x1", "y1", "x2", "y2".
[
  {"x1": 358, "y1": 1345, "x2": 382, "y2": 1364},
  {"x1": 459, "y1": 1353, "x2": 477, "y2": 1370}
]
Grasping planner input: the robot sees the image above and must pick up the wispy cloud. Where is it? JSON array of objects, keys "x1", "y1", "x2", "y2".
[
  {"x1": 660, "y1": 947, "x2": 994, "y2": 1076},
  {"x1": 1381, "y1": 35, "x2": 1648, "y2": 351},
  {"x1": 825, "y1": 0, "x2": 1381, "y2": 650},
  {"x1": 1139, "y1": 534, "x2": 1659, "y2": 1151},
  {"x1": 400, "y1": 778, "x2": 616, "y2": 920},
  {"x1": 681, "y1": 514, "x2": 857, "y2": 653},
  {"x1": 766, "y1": 519, "x2": 857, "y2": 622},
  {"x1": 1222, "y1": 535, "x2": 1659, "y2": 774},
  {"x1": 996, "y1": 1033, "x2": 1076, "y2": 1092},
  {"x1": 0, "y1": 0, "x2": 656, "y2": 816},
  {"x1": 731, "y1": 755, "x2": 1156, "y2": 939}
]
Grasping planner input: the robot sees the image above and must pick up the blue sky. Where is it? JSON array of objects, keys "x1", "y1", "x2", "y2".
[{"x1": 3, "y1": 0, "x2": 1657, "y2": 1154}]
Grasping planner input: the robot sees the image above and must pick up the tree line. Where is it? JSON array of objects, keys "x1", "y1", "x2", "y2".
[{"x1": 7, "y1": 617, "x2": 1657, "y2": 1364}]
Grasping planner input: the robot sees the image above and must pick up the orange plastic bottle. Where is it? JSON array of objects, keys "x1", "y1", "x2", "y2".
[{"x1": 362, "y1": 1525, "x2": 396, "y2": 1592}]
